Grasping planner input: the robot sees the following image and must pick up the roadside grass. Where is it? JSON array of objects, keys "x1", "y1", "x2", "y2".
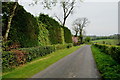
[
  {"x1": 2, "y1": 45, "x2": 84, "y2": 79},
  {"x1": 91, "y1": 45, "x2": 120, "y2": 79},
  {"x1": 91, "y1": 39, "x2": 118, "y2": 45}
]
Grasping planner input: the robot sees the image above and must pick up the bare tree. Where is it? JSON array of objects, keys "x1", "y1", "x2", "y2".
[
  {"x1": 32, "y1": 0, "x2": 87, "y2": 26},
  {"x1": 60, "y1": 0, "x2": 75, "y2": 27},
  {"x1": 73, "y1": 17, "x2": 89, "y2": 43},
  {"x1": 54, "y1": 14, "x2": 62, "y2": 25},
  {"x1": 72, "y1": 25, "x2": 79, "y2": 37},
  {"x1": 31, "y1": 0, "x2": 78, "y2": 27}
]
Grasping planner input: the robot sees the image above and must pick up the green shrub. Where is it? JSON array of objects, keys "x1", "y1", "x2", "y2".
[
  {"x1": 2, "y1": 45, "x2": 55, "y2": 72},
  {"x1": 91, "y1": 45, "x2": 120, "y2": 79},
  {"x1": 54, "y1": 43, "x2": 73, "y2": 50},
  {"x1": 38, "y1": 14, "x2": 65, "y2": 44},
  {"x1": 2, "y1": 3, "x2": 72, "y2": 48},
  {"x1": 66, "y1": 43, "x2": 73, "y2": 48},
  {"x1": 9, "y1": 5, "x2": 40, "y2": 48},
  {"x1": 2, "y1": 4, "x2": 50, "y2": 48},
  {"x1": 2, "y1": 4, "x2": 40, "y2": 48},
  {"x1": 84, "y1": 37, "x2": 91, "y2": 43},
  {"x1": 19, "y1": 45, "x2": 55, "y2": 62},
  {"x1": 2, "y1": 43, "x2": 73, "y2": 72},
  {"x1": 2, "y1": 51, "x2": 16, "y2": 70},
  {"x1": 61, "y1": 26, "x2": 72, "y2": 43},
  {"x1": 93, "y1": 43, "x2": 120, "y2": 63},
  {"x1": 37, "y1": 21, "x2": 50, "y2": 46}
]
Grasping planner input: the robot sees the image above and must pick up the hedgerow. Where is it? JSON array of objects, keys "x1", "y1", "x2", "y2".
[
  {"x1": 93, "y1": 43, "x2": 120, "y2": 64},
  {"x1": 54, "y1": 43, "x2": 73, "y2": 50},
  {"x1": 9, "y1": 5, "x2": 40, "y2": 48},
  {"x1": 2, "y1": 3, "x2": 73, "y2": 73},
  {"x1": 38, "y1": 14, "x2": 65, "y2": 44},
  {"x1": 2, "y1": 3, "x2": 73, "y2": 48},
  {"x1": 91, "y1": 45, "x2": 120, "y2": 79},
  {"x1": 37, "y1": 21, "x2": 50, "y2": 46},
  {"x1": 2, "y1": 4, "x2": 40, "y2": 48},
  {"x1": 2, "y1": 44, "x2": 73, "y2": 72},
  {"x1": 2, "y1": 45, "x2": 55, "y2": 72},
  {"x1": 61, "y1": 26, "x2": 72, "y2": 43}
]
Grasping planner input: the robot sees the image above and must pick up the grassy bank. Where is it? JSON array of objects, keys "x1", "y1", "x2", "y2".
[
  {"x1": 91, "y1": 45, "x2": 120, "y2": 79},
  {"x1": 2, "y1": 45, "x2": 83, "y2": 79}
]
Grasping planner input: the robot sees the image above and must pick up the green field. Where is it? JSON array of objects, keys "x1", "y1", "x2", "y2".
[
  {"x1": 91, "y1": 39, "x2": 118, "y2": 45},
  {"x1": 2, "y1": 45, "x2": 83, "y2": 79}
]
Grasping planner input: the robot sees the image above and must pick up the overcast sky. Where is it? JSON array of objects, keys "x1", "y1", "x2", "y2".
[{"x1": 18, "y1": 0, "x2": 119, "y2": 36}]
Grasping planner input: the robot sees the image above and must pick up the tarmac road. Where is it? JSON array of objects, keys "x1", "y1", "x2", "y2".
[{"x1": 31, "y1": 45, "x2": 100, "y2": 78}]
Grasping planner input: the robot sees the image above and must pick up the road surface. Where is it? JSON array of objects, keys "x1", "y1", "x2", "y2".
[{"x1": 31, "y1": 45, "x2": 100, "y2": 78}]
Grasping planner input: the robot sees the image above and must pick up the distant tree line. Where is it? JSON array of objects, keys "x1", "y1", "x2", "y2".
[{"x1": 89, "y1": 34, "x2": 120, "y2": 41}]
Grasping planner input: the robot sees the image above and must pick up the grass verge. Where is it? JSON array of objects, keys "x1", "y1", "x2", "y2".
[
  {"x1": 2, "y1": 45, "x2": 83, "y2": 79},
  {"x1": 91, "y1": 45, "x2": 120, "y2": 79}
]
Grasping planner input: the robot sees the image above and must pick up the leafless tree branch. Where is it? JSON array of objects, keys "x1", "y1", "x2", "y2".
[{"x1": 54, "y1": 14, "x2": 62, "y2": 25}]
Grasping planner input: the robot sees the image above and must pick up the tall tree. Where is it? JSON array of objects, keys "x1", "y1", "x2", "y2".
[
  {"x1": 34, "y1": 0, "x2": 76, "y2": 27},
  {"x1": 72, "y1": 24, "x2": 79, "y2": 37},
  {"x1": 3, "y1": 2, "x2": 18, "y2": 41},
  {"x1": 60, "y1": 0, "x2": 75, "y2": 27},
  {"x1": 73, "y1": 17, "x2": 89, "y2": 43}
]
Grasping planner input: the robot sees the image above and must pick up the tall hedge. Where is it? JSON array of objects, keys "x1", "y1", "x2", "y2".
[
  {"x1": 2, "y1": 3, "x2": 72, "y2": 48},
  {"x1": 2, "y1": 4, "x2": 39, "y2": 47},
  {"x1": 62, "y1": 26, "x2": 72, "y2": 43},
  {"x1": 37, "y1": 19, "x2": 50, "y2": 46},
  {"x1": 2, "y1": 4, "x2": 50, "y2": 48},
  {"x1": 38, "y1": 14, "x2": 65, "y2": 44}
]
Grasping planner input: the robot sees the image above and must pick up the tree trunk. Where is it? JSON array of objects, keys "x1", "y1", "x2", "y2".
[
  {"x1": 62, "y1": 17, "x2": 67, "y2": 27},
  {"x1": 3, "y1": 2, "x2": 18, "y2": 41},
  {"x1": 80, "y1": 36, "x2": 83, "y2": 44},
  {"x1": 79, "y1": 29, "x2": 83, "y2": 43},
  {"x1": 75, "y1": 31, "x2": 78, "y2": 37}
]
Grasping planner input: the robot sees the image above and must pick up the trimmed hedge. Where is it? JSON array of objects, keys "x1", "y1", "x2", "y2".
[
  {"x1": 37, "y1": 21, "x2": 50, "y2": 46},
  {"x1": 20, "y1": 46, "x2": 55, "y2": 61},
  {"x1": 38, "y1": 14, "x2": 65, "y2": 44},
  {"x1": 93, "y1": 43, "x2": 120, "y2": 63},
  {"x1": 91, "y1": 45, "x2": 120, "y2": 79},
  {"x1": 8, "y1": 5, "x2": 40, "y2": 48},
  {"x1": 54, "y1": 43, "x2": 73, "y2": 50},
  {"x1": 2, "y1": 45, "x2": 55, "y2": 72},
  {"x1": 61, "y1": 26, "x2": 72, "y2": 43},
  {"x1": 2, "y1": 51, "x2": 17, "y2": 71},
  {"x1": 2, "y1": 3, "x2": 72, "y2": 48},
  {"x1": 2, "y1": 43, "x2": 73, "y2": 72}
]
